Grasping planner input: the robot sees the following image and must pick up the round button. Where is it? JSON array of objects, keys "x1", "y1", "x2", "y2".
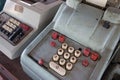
[
  {"x1": 83, "y1": 48, "x2": 90, "y2": 57},
  {"x1": 51, "y1": 32, "x2": 58, "y2": 40},
  {"x1": 50, "y1": 41, "x2": 56, "y2": 47},
  {"x1": 12, "y1": 24, "x2": 17, "y2": 29},
  {"x1": 57, "y1": 48, "x2": 64, "y2": 55},
  {"x1": 20, "y1": 23, "x2": 30, "y2": 31},
  {"x1": 82, "y1": 59, "x2": 89, "y2": 67},
  {"x1": 53, "y1": 54, "x2": 59, "y2": 61},
  {"x1": 64, "y1": 52, "x2": 70, "y2": 59},
  {"x1": 90, "y1": 52, "x2": 99, "y2": 61},
  {"x1": 16, "y1": 21, "x2": 20, "y2": 26},
  {"x1": 66, "y1": 62, "x2": 73, "y2": 70},
  {"x1": 6, "y1": 21, "x2": 11, "y2": 26},
  {"x1": 9, "y1": 18, "x2": 14, "y2": 22},
  {"x1": 70, "y1": 56, "x2": 77, "y2": 64},
  {"x1": 58, "y1": 35, "x2": 65, "y2": 43},
  {"x1": 38, "y1": 59, "x2": 44, "y2": 65},
  {"x1": 74, "y1": 50, "x2": 81, "y2": 57},
  {"x1": 68, "y1": 47, "x2": 74, "y2": 53},
  {"x1": 59, "y1": 58, "x2": 66, "y2": 66},
  {"x1": 62, "y1": 43, "x2": 68, "y2": 49}
]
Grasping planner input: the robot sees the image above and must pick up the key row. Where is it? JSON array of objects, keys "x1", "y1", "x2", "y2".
[
  {"x1": 51, "y1": 32, "x2": 65, "y2": 43},
  {"x1": 2, "y1": 24, "x2": 13, "y2": 33},
  {"x1": 53, "y1": 54, "x2": 77, "y2": 64},
  {"x1": 50, "y1": 40, "x2": 100, "y2": 61},
  {"x1": 9, "y1": 18, "x2": 20, "y2": 26},
  {"x1": 57, "y1": 48, "x2": 81, "y2": 58},
  {"x1": 49, "y1": 60, "x2": 73, "y2": 76},
  {"x1": 49, "y1": 59, "x2": 90, "y2": 76},
  {"x1": 83, "y1": 48, "x2": 100, "y2": 61}
]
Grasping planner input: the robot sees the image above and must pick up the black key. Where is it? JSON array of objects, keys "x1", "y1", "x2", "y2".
[{"x1": 9, "y1": 27, "x2": 23, "y2": 41}]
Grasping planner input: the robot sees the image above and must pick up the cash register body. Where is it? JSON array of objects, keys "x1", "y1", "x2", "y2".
[
  {"x1": 0, "y1": 0, "x2": 62, "y2": 59},
  {"x1": 21, "y1": 0, "x2": 120, "y2": 80}
]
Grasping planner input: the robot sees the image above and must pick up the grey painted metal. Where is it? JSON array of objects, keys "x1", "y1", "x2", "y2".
[{"x1": 21, "y1": 2, "x2": 120, "y2": 80}]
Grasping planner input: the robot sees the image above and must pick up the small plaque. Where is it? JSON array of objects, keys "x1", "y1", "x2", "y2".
[{"x1": 14, "y1": 5, "x2": 24, "y2": 13}]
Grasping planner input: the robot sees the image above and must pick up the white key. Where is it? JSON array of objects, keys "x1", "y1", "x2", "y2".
[
  {"x1": 9, "y1": 23, "x2": 14, "y2": 28},
  {"x1": 68, "y1": 47, "x2": 74, "y2": 53},
  {"x1": 11, "y1": 24, "x2": 17, "y2": 29},
  {"x1": 2, "y1": 25, "x2": 7, "y2": 29},
  {"x1": 13, "y1": 19, "x2": 17, "y2": 24},
  {"x1": 8, "y1": 28, "x2": 13, "y2": 33},
  {"x1": 70, "y1": 56, "x2": 77, "y2": 64},
  {"x1": 74, "y1": 50, "x2": 81, "y2": 57},
  {"x1": 62, "y1": 43, "x2": 68, "y2": 49},
  {"x1": 66, "y1": 62, "x2": 73, "y2": 70},
  {"x1": 2, "y1": 25, "x2": 12, "y2": 33},
  {"x1": 6, "y1": 21, "x2": 11, "y2": 26},
  {"x1": 52, "y1": 54, "x2": 59, "y2": 61},
  {"x1": 64, "y1": 52, "x2": 70, "y2": 59},
  {"x1": 5, "y1": 26, "x2": 9, "y2": 31},
  {"x1": 49, "y1": 61, "x2": 66, "y2": 76},
  {"x1": 9, "y1": 18, "x2": 14, "y2": 22},
  {"x1": 59, "y1": 58, "x2": 66, "y2": 66},
  {"x1": 6, "y1": 27, "x2": 12, "y2": 33},
  {"x1": 6, "y1": 26, "x2": 10, "y2": 32},
  {"x1": 15, "y1": 21, "x2": 20, "y2": 26},
  {"x1": 58, "y1": 48, "x2": 64, "y2": 55}
]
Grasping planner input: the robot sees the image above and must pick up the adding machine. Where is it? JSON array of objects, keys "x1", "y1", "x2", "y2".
[
  {"x1": 21, "y1": 0, "x2": 120, "y2": 80},
  {"x1": 0, "y1": 0, "x2": 62, "y2": 59}
]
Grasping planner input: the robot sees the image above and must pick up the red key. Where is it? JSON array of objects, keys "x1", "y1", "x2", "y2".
[
  {"x1": 82, "y1": 59, "x2": 89, "y2": 67},
  {"x1": 58, "y1": 35, "x2": 65, "y2": 43},
  {"x1": 20, "y1": 23, "x2": 30, "y2": 31},
  {"x1": 83, "y1": 48, "x2": 91, "y2": 57},
  {"x1": 90, "y1": 52, "x2": 99, "y2": 61},
  {"x1": 50, "y1": 41, "x2": 56, "y2": 47},
  {"x1": 38, "y1": 59, "x2": 44, "y2": 65},
  {"x1": 51, "y1": 32, "x2": 58, "y2": 40}
]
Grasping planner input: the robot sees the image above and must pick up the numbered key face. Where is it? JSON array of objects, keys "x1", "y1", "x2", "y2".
[
  {"x1": 66, "y1": 62, "x2": 73, "y2": 70},
  {"x1": 59, "y1": 58, "x2": 66, "y2": 66},
  {"x1": 58, "y1": 48, "x2": 64, "y2": 55},
  {"x1": 53, "y1": 54, "x2": 59, "y2": 62},
  {"x1": 70, "y1": 56, "x2": 77, "y2": 64},
  {"x1": 64, "y1": 52, "x2": 70, "y2": 60},
  {"x1": 74, "y1": 50, "x2": 81, "y2": 57},
  {"x1": 62, "y1": 43, "x2": 68, "y2": 49},
  {"x1": 68, "y1": 47, "x2": 74, "y2": 53}
]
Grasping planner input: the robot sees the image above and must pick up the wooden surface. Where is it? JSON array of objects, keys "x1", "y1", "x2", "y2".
[{"x1": 0, "y1": 51, "x2": 32, "y2": 80}]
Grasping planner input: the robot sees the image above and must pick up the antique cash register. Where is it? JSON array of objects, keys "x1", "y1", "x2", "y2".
[
  {"x1": 0, "y1": 0, "x2": 62, "y2": 59},
  {"x1": 21, "y1": 0, "x2": 120, "y2": 80}
]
